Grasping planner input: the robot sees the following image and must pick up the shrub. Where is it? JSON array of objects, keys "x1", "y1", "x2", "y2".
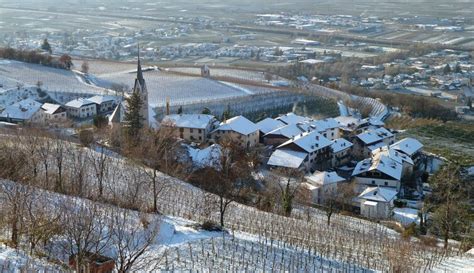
[
  {"x1": 78, "y1": 129, "x2": 94, "y2": 147},
  {"x1": 419, "y1": 235, "x2": 438, "y2": 247},
  {"x1": 394, "y1": 199, "x2": 407, "y2": 208},
  {"x1": 402, "y1": 223, "x2": 417, "y2": 240},
  {"x1": 200, "y1": 220, "x2": 223, "y2": 232}
]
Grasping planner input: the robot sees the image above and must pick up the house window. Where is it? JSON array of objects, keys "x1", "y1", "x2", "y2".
[
  {"x1": 198, "y1": 129, "x2": 202, "y2": 133},
  {"x1": 384, "y1": 182, "x2": 388, "y2": 186},
  {"x1": 190, "y1": 128, "x2": 194, "y2": 133},
  {"x1": 199, "y1": 136, "x2": 202, "y2": 141},
  {"x1": 179, "y1": 128, "x2": 184, "y2": 133},
  {"x1": 372, "y1": 180, "x2": 375, "y2": 185}
]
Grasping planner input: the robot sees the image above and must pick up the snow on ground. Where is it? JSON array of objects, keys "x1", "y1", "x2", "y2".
[
  {"x1": 186, "y1": 144, "x2": 222, "y2": 170},
  {"x1": 0, "y1": 178, "x2": 375, "y2": 272},
  {"x1": 0, "y1": 137, "x2": 456, "y2": 272},
  {"x1": 94, "y1": 69, "x2": 249, "y2": 107},
  {"x1": 393, "y1": 207, "x2": 420, "y2": 226},
  {"x1": 167, "y1": 67, "x2": 286, "y2": 83},
  {"x1": 0, "y1": 86, "x2": 42, "y2": 109},
  {"x1": 0, "y1": 60, "x2": 283, "y2": 109},
  {"x1": 430, "y1": 255, "x2": 474, "y2": 272},
  {"x1": 0, "y1": 244, "x2": 62, "y2": 272},
  {"x1": 0, "y1": 59, "x2": 106, "y2": 95}
]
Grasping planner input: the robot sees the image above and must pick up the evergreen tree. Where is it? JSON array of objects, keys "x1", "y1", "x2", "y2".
[
  {"x1": 41, "y1": 38, "x2": 52, "y2": 53},
  {"x1": 427, "y1": 163, "x2": 472, "y2": 249},
  {"x1": 443, "y1": 64, "x2": 451, "y2": 75},
  {"x1": 202, "y1": 107, "x2": 211, "y2": 115},
  {"x1": 221, "y1": 104, "x2": 232, "y2": 121},
  {"x1": 454, "y1": 63, "x2": 462, "y2": 74},
  {"x1": 124, "y1": 92, "x2": 144, "y2": 139}
]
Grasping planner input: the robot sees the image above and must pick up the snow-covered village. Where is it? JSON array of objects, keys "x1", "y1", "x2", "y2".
[{"x1": 0, "y1": 0, "x2": 473, "y2": 272}]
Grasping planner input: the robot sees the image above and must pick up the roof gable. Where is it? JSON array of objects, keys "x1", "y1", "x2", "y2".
[
  {"x1": 359, "y1": 186, "x2": 398, "y2": 202},
  {"x1": 391, "y1": 138, "x2": 423, "y2": 157},
  {"x1": 163, "y1": 114, "x2": 215, "y2": 129},
  {"x1": 256, "y1": 118, "x2": 285, "y2": 134},
  {"x1": 217, "y1": 116, "x2": 258, "y2": 135},
  {"x1": 278, "y1": 130, "x2": 332, "y2": 153}
]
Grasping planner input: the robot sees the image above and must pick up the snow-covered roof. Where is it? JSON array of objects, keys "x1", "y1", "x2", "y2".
[
  {"x1": 331, "y1": 138, "x2": 353, "y2": 153},
  {"x1": 162, "y1": 114, "x2": 215, "y2": 129},
  {"x1": 88, "y1": 95, "x2": 116, "y2": 105},
  {"x1": 358, "y1": 186, "x2": 398, "y2": 202},
  {"x1": 367, "y1": 141, "x2": 388, "y2": 153},
  {"x1": 216, "y1": 116, "x2": 258, "y2": 135},
  {"x1": 267, "y1": 149, "x2": 307, "y2": 169},
  {"x1": 368, "y1": 117, "x2": 385, "y2": 127},
  {"x1": 187, "y1": 144, "x2": 222, "y2": 170},
  {"x1": 356, "y1": 127, "x2": 393, "y2": 145},
  {"x1": 305, "y1": 171, "x2": 345, "y2": 186},
  {"x1": 265, "y1": 123, "x2": 310, "y2": 139},
  {"x1": 352, "y1": 153, "x2": 403, "y2": 181},
  {"x1": 0, "y1": 98, "x2": 42, "y2": 120},
  {"x1": 41, "y1": 103, "x2": 65, "y2": 115},
  {"x1": 278, "y1": 130, "x2": 332, "y2": 153},
  {"x1": 308, "y1": 118, "x2": 340, "y2": 132},
  {"x1": 334, "y1": 116, "x2": 367, "y2": 128},
  {"x1": 276, "y1": 113, "x2": 310, "y2": 125},
  {"x1": 65, "y1": 98, "x2": 95, "y2": 108},
  {"x1": 256, "y1": 118, "x2": 285, "y2": 134},
  {"x1": 391, "y1": 138, "x2": 423, "y2": 157},
  {"x1": 372, "y1": 146, "x2": 414, "y2": 165},
  {"x1": 109, "y1": 102, "x2": 126, "y2": 124}
]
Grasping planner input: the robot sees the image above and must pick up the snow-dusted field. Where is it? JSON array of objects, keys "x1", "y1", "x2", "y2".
[
  {"x1": 0, "y1": 59, "x2": 282, "y2": 108},
  {"x1": 0, "y1": 135, "x2": 457, "y2": 272},
  {"x1": 95, "y1": 69, "x2": 251, "y2": 107},
  {"x1": 166, "y1": 66, "x2": 286, "y2": 83},
  {"x1": 0, "y1": 179, "x2": 375, "y2": 272},
  {"x1": 0, "y1": 59, "x2": 105, "y2": 95},
  {"x1": 0, "y1": 244, "x2": 62, "y2": 272}
]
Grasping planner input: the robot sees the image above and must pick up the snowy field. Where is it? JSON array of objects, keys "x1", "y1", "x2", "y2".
[
  {"x1": 0, "y1": 59, "x2": 282, "y2": 107},
  {"x1": 0, "y1": 59, "x2": 105, "y2": 95},
  {"x1": 166, "y1": 66, "x2": 286, "y2": 84},
  {"x1": 0, "y1": 136, "x2": 458, "y2": 272},
  {"x1": 0, "y1": 244, "x2": 63, "y2": 272},
  {"x1": 94, "y1": 69, "x2": 250, "y2": 107},
  {"x1": 0, "y1": 179, "x2": 375, "y2": 272}
]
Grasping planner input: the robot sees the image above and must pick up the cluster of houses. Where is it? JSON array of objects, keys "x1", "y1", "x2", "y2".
[
  {"x1": 161, "y1": 111, "x2": 425, "y2": 220},
  {"x1": 0, "y1": 95, "x2": 118, "y2": 125},
  {"x1": 353, "y1": 49, "x2": 473, "y2": 101}
]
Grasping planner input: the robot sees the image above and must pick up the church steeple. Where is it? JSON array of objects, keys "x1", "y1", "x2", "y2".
[{"x1": 137, "y1": 43, "x2": 145, "y2": 87}]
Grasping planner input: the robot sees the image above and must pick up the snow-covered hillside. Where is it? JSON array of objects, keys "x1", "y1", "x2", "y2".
[{"x1": 0, "y1": 136, "x2": 459, "y2": 272}]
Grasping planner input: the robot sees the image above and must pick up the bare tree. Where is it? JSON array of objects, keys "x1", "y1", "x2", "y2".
[
  {"x1": 81, "y1": 61, "x2": 90, "y2": 74},
  {"x1": 110, "y1": 208, "x2": 160, "y2": 272},
  {"x1": 320, "y1": 182, "x2": 356, "y2": 226},
  {"x1": 428, "y1": 163, "x2": 471, "y2": 249},
  {"x1": 0, "y1": 181, "x2": 32, "y2": 247},
  {"x1": 88, "y1": 145, "x2": 110, "y2": 199},
  {"x1": 269, "y1": 168, "x2": 304, "y2": 216},
  {"x1": 23, "y1": 192, "x2": 62, "y2": 255},
  {"x1": 52, "y1": 138, "x2": 67, "y2": 192},
  {"x1": 133, "y1": 128, "x2": 179, "y2": 212},
  {"x1": 189, "y1": 139, "x2": 255, "y2": 228},
  {"x1": 59, "y1": 199, "x2": 111, "y2": 271},
  {"x1": 70, "y1": 147, "x2": 89, "y2": 196}
]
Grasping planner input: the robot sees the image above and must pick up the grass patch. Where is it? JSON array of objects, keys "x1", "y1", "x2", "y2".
[{"x1": 389, "y1": 116, "x2": 474, "y2": 166}]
